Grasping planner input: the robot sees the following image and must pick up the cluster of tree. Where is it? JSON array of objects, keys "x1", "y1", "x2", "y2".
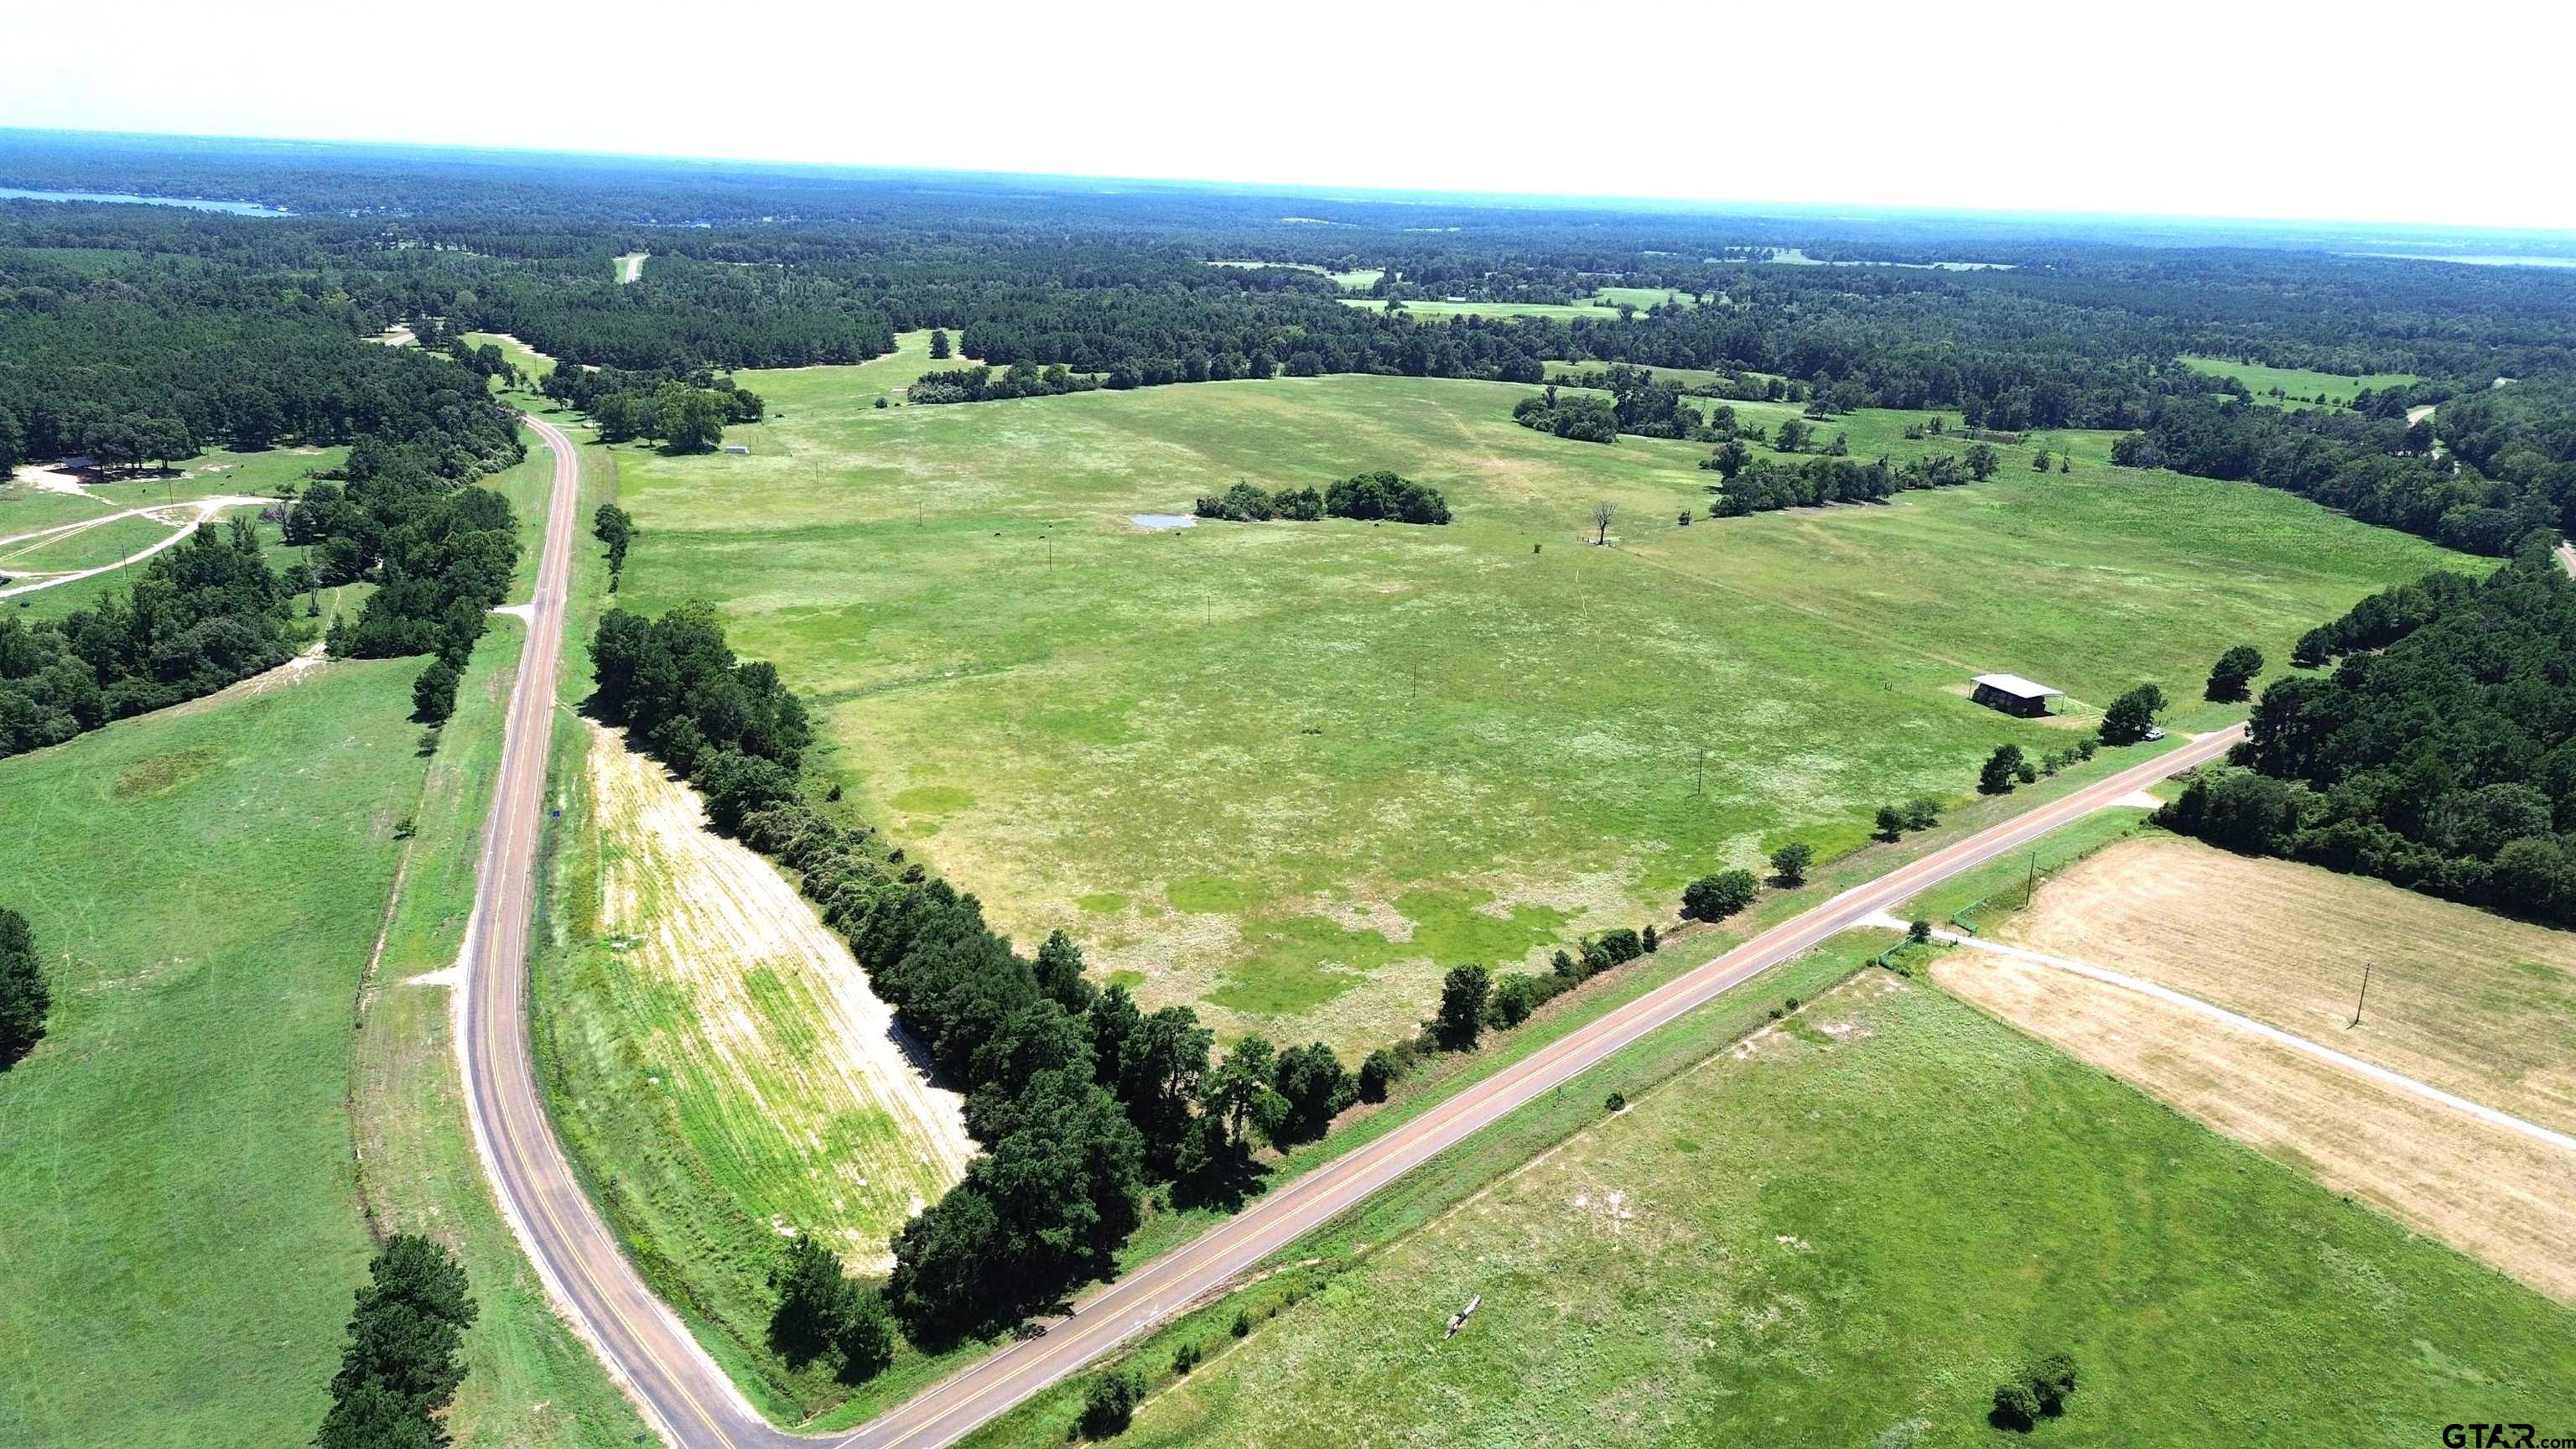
[
  {"x1": 294, "y1": 438, "x2": 525, "y2": 667},
  {"x1": 1706, "y1": 449, "x2": 1982, "y2": 516},
  {"x1": 1194, "y1": 480, "x2": 1322, "y2": 521},
  {"x1": 1990, "y1": 1353, "x2": 2080, "y2": 1433},
  {"x1": 2097, "y1": 683, "x2": 2166, "y2": 745},
  {"x1": 2161, "y1": 551, "x2": 2576, "y2": 923},
  {"x1": 1977, "y1": 735, "x2": 2101, "y2": 794},
  {"x1": 313, "y1": 1235, "x2": 476, "y2": 1449},
  {"x1": 538, "y1": 365, "x2": 761, "y2": 451},
  {"x1": 593, "y1": 503, "x2": 634, "y2": 589},
  {"x1": 589, "y1": 601, "x2": 813, "y2": 788},
  {"x1": 1511, "y1": 387, "x2": 1621, "y2": 443},
  {"x1": 905, "y1": 362, "x2": 1094, "y2": 404},
  {"x1": 1873, "y1": 797, "x2": 1944, "y2": 841},
  {"x1": 765, "y1": 1233, "x2": 895, "y2": 1384},
  {"x1": 1192, "y1": 472, "x2": 1449, "y2": 526},
  {"x1": 0, "y1": 907, "x2": 45, "y2": 1070},
  {"x1": 1321, "y1": 470, "x2": 1450, "y2": 525},
  {"x1": 2134, "y1": 396, "x2": 2552, "y2": 557},
  {"x1": 1682, "y1": 870, "x2": 1760, "y2": 922},
  {"x1": 0, "y1": 243, "x2": 529, "y2": 473},
  {"x1": 0, "y1": 520, "x2": 295, "y2": 758},
  {"x1": 1426, "y1": 922, "x2": 1664, "y2": 1057}
]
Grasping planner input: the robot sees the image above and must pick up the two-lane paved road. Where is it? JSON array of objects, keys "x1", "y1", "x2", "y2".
[{"x1": 456, "y1": 415, "x2": 2245, "y2": 1449}]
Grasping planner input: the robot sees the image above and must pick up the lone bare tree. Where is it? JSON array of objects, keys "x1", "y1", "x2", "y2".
[{"x1": 1590, "y1": 500, "x2": 1614, "y2": 545}]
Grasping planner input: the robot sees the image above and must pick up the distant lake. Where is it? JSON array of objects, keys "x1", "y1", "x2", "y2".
[{"x1": 0, "y1": 186, "x2": 289, "y2": 216}]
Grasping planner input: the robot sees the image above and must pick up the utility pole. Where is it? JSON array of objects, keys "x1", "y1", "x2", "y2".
[
  {"x1": 1694, "y1": 743, "x2": 1706, "y2": 796},
  {"x1": 2349, "y1": 963, "x2": 2371, "y2": 1028},
  {"x1": 2025, "y1": 852, "x2": 2038, "y2": 904}
]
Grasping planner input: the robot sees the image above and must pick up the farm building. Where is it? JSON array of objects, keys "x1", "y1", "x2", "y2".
[{"x1": 1971, "y1": 673, "x2": 2062, "y2": 718}]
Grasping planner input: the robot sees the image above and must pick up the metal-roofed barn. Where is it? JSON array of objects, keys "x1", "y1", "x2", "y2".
[{"x1": 1971, "y1": 673, "x2": 2063, "y2": 718}]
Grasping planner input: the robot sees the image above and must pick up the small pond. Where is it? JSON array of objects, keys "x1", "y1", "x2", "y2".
[{"x1": 1131, "y1": 513, "x2": 1197, "y2": 530}]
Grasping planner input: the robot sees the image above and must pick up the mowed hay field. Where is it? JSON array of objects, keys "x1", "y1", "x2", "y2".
[
  {"x1": 536, "y1": 724, "x2": 972, "y2": 1358},
  {"x1": 1101, "y1": 977, "x2": 2576, "y2": 1447},
  {"x1": 1998, "y1": 834, "x2": 2576, "y2": 1133},
  {"x1": 0, "y1": 660, "x2": 428, "y2": 1448},
  {"x1": 612, "y1": 354, "x2": 2464, "y2": 1051}
]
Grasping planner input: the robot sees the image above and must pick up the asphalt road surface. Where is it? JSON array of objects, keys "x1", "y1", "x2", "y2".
[{"x1": 457, "y1": 418, "x2": 2245, "y2": 1449}]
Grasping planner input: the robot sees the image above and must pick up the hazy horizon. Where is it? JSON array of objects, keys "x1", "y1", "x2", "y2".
[{"x1": 8, "y1": 0, "x2": 2572, "y2": 232}]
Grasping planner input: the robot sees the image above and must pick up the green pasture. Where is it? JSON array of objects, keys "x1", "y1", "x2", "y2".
[
  {"x1": 2180, "y1": 354, "x2": 2418, "y2": 409},
  {"x1": 608, "y1": 362, "x2": 2463, "y2": 1052},
  {"x1": 0, "y1": 660, "x2": 428, "y2": 1448},
  {"x1": 1339, "y1": 297, "x2": 1612, "y2": 320},
  {"x1": 1074, "y1": 978, "x2": 2576, "y2": 1447}
]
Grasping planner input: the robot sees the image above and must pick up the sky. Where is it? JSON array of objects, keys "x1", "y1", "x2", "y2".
[{"x1": 9, "y1": 0, "x2": 2573, "y2": 231}]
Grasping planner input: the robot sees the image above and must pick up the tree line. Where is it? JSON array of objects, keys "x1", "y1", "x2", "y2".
[{"x1": 2159, "y1": 549, "x2": 2576, "y2": 923}]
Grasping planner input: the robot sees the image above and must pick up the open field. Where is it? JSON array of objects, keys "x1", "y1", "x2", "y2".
[
  {"x1": 1, "y1": 445, "x2": 322, "y2": 538},
  {"x1": 466, "y1": 330, "x2": 558, "y2": 384},
  {"x1": 1071, "y1": 975, "x2": 2575, "y2": 1446},
  {"x1": 1587, "y1": 285, "x2": 1701, "y2": 309},
  {"x1": 538, "y1": 721, "x2": 971, "y2": 1316},
  {"x1": 1935, "y1": 948, "x2": 2576, "y2": 1302},
  {"x1": 610, "y1": 366, "x2": 2465, "y2": 1052},
  {"x1": 0, "y1": 511, "x2": 188, "y2": 574},
  {"x1": 2179, "y1": 353, "x2": 2418, "y2": 408},
  {"x1": 1338, "y1": 296, "x2": 1614, "y2": 320},
  {"x1": 0, "y1": 657, "x2": 427, "y2": 1448},
  {"x1": 1999, "y1": 834, "x2": 2576, "y2": 1134}
]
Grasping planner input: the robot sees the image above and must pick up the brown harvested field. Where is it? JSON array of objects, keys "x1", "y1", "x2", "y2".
[
  {"x1": 1997, "y1": 834, "x2": 2576, "y2": 1135},
  {"x1": 1935, "y1": 952, "x2": 2576, "y2": 1302}
]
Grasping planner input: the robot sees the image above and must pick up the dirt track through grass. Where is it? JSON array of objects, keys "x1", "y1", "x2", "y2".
[{"x1": 1997, "y1": 835, "x2": 2576, "y2": 1134}]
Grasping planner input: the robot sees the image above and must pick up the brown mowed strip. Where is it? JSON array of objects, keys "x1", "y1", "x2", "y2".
[
  {"x1": 1935, "y1": 953, "x2": 2576, "y2": 1303},
  {"x1": 1998, "y1": 834, "x2": 2576, "y2": 1135}
]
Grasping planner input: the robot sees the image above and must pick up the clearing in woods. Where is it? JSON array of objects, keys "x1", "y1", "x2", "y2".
[
  {"x1": 1074, "y1": 976, "x2": 2576, "y2": 1446},
  {"x1": 607, "y1": 358, "x2": 2467, "y2": 1052},
  {"x1": 532, "y1": 724, "x2": 972, "y2": 1394},
  {"x1": 2179, "y1": 353, "x2": 2418, "y2": 409}
]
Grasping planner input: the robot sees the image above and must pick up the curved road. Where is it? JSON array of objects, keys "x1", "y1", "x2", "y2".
[{"x1": 461, "y1": 412, "x2": 2245, "y2": 1448}]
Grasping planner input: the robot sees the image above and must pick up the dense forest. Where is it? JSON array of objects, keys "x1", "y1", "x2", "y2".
[{"x1": 2159, "y1": 549, "x2": 2576, "y2": 923}]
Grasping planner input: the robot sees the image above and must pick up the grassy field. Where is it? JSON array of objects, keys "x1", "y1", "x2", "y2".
[
  {"x1": 0, "y1": 511, "x2": 184, "y2": 573},
  {"x1": 465, "y1": 330, "x2": 558, "y2": 385},
  {"x1": 1587, "y1": 285, "x2": 1701, "y2": 310},
  {"x1": 2179, "y1": 354, "x2": 2418, "y2": 408},
  {"x1": 0, "y1": 658, "x2": 428, "y2": 1448},
  {"x1": 1036, "y1": 975, "x2": 2576, "y2": 1447},
  {"x1": 608, "y1": 360, "x2": 2466, "y2": 1052}
]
